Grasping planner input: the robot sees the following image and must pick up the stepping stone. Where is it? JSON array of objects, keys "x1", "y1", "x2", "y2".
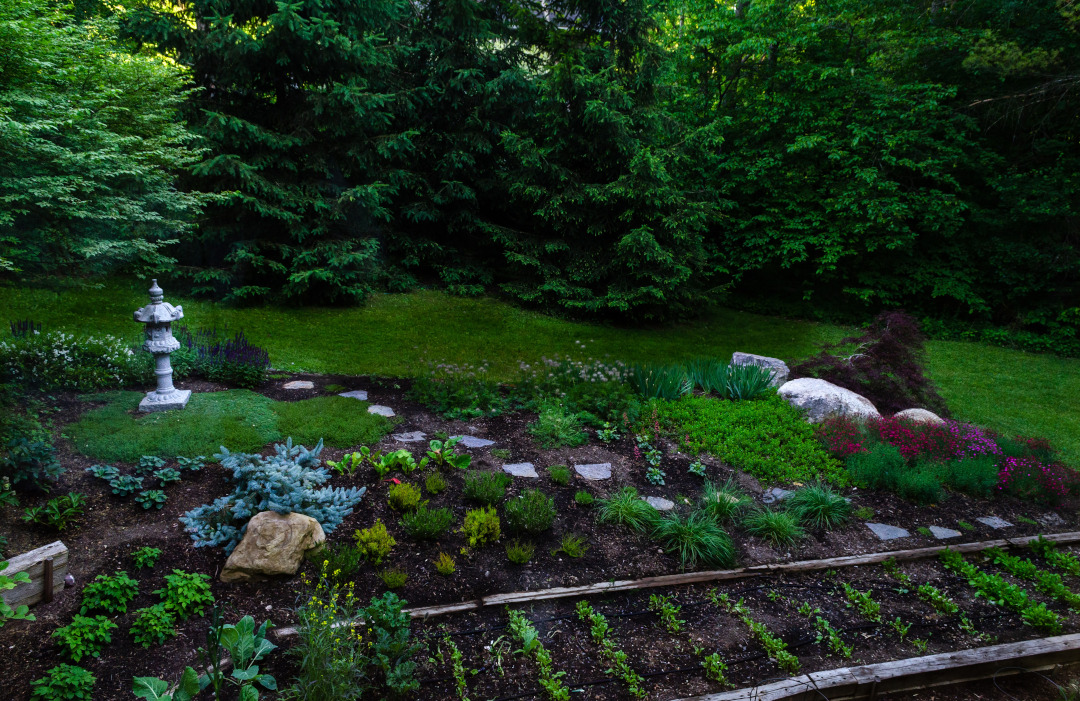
[
  {"x1": 503, "y1": 463, "x2": 538, "y2": 478},
  {"x1": 929, "y1": 526, "x2": 962, "y2": 540},
  {"x1": 762, "y1": 487, "x2": 793, "y2": 504},
  {"x1": 338, "y1": 390, "x2": 368, "y2": 401},
  {"x1": 452, "y1": 435, "x2": 495, "y2": 448},
  {"x1": 865, "y1": 523, "x2": 910, "y2": 541},
  {"x1": 574, "y1": 463, "x2": 612, "y2": 481},
  {"x1": 393, "y1": 431, "x2": 427, "y2": 443},
  {"x1": 283, "y1": 380, "x2": 314, "y2": 390},
  {"x1": 977, "y1": 516, "x2": 1013, "y2": 529},
  {"x1": 367, "y1": 405, "x2": 395, "y2": 417},
  {"x1": 1037, "y1": 512, "x2": 1066, "y2": 527},
  {"x1": 644, "y1": 496, "x2": 675, "y2": 511}
]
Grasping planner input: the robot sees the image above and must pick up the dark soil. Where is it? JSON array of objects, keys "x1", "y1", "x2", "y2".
[{"x1": 1, "y1": 372, "x2": 1077, "y2": 700}]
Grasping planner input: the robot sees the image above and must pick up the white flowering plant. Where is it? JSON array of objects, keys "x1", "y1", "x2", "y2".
[{"x1": 0, "y1": 329, "x2": 148, "y2": 391}]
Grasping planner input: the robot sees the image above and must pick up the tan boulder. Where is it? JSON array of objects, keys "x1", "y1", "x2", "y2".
[{"x1": 220, "y1": 511, "x2": 325, "y2": 583}]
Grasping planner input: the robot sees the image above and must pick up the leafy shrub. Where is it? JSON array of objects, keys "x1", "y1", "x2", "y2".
[
  {"x1": 629, "y1": 364, "x2": 691, "y2": 400},
  {"x1": 152, "y1": 467, "x2": 182, "y2": 485},
  {"x1": 942, "y1": 456, "x2": 998, "y2": 498},
  {"x1": 131, "y1": 546, "x2": 162, "y2": 570},
  {"x1": 174, "y1": 326, "x2": 270, "y2": 389},
  {"x1": 552, "y1": 534, "x2": 590, "y2": 558},
  {"x1": 895, "y1": 466, "x2": 942, "y2": 505},
  {"x1": 561, "y1": 379, "x2": 640, "y2": 427},
  {"x1": 529, "y1": 401, "x2": 588, "y2": 448},
  {"x1": 698, "y1": 479, "x2": 751, "y2": 523},
  {"x1": 108, "y1": 474, "x2": 143, "y2": 496},
  {"x1": 23, "y1": 493, "x2": 85, "y2": 531},
  {"x1": 80, "y1": 571, "x2": 138, "y2": 615},
  {"x1": 424, "y1": 472, "x2": 447, "y2": 495},
  {"x1": 463, "y1": 470, "x2": 512, "y2": 506},
  {"x1": 651, "y1": 395, "x2": 847, "y2": 485},
  {"x1": 401, "y1": 503, "x2": 454, "y2": 540},
  {"x1": 129, "y1": 604, "x2": 177, "y2": 648},
  {"x1": 1, "y1": 433, "x2": 62, "y2": 489},
  {"x1": 154, "y1": 570, "x2": 214, "y2": 620},
  {"x1": 724, "y1": 363, "x2": 775, "y2": 400},
  {"x1": 387, "y1": 483, "x2": 422, "y2": 512},
  {"x1": 652, "y1": 511, "x2": 735, "y2": 568},
  {"x1": 506, "y1": 540, "x2": 535, "y2": 564},
  {"x1": 434, "y1": 553, "x2": 456, "y2": 575},
  {"x1": 462, "y1": 506, "x2": 501, "y2": 548},
  {"x1": 574, "y1": 490, "x2": 594, "y2": 506},
  {"x1": 596, "y1": 486, "x2": 659, "y2": 532},
  {"x1": 0, "y1": 330, "x2": 145, "y2": 392},
  {"x1": 846, "y1": 444, "x2": 906, "y2": 489},
  {"x1": 504, "y1": 489, "x2": 557, "y2": 534},
  {"x1": 378, "y1": 567, "x2": 408, "y2": 589},
  {"x1": 136, "y1": 456, "x2": 167, "y2": 474},
  {"x1": 1, "y1": 560, "x2": 33, "y2": 626},
  {"x1": 52, "y1": 615, "x2": 117, "y2": 661},
  {"x1": 786, "y1": 482, "x2": 851, "y2": 530},
  {"x1": 355, "y1": 520, "x2": 396, "y2": 565},
  {"x1": 408, "y1": 362, "x2": 506, "y2": 419},
  {"x1": 181, "y1": 439, "x2": 366, "y2": 553},
  {"x1": 319, "y1": 541, "x2": 365, "y2": 582},
  {"x1": 426, "y1": 438, "x2": 472, "y2": 470},
  {"x1": 743, "y1": 508, "x2": 805, "y2": 547},
  {"x1": 790, "y1": 311, "x2": 947, "y2": 415},
  {"x1": 30, "y1": 664, "x2": 96, "y2": 701},
  {"x1": 547, "y1": 465, "x2": 571, "y2": 486},
  {"x1": 134, "y1": 489, "x2": 167, "y2": 510}
]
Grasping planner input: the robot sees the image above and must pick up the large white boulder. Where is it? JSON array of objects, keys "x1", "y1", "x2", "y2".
[
  {"x1": 221, "y1": 511, "x2": 325, "y2": 583},
  {"x1": 731, "y1": 352, "x2": 789, "y2": 387},
  {"x1": 894, "y1": 408, "x2": 945, "y2": 425},
  {"x1": 778, "y1": 378, "x2": 880, "y2": 423}
]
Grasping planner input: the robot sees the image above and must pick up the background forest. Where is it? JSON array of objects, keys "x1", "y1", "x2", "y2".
[{"x1": 1, "y1": 0, "x2": 1078, "y2": 354}]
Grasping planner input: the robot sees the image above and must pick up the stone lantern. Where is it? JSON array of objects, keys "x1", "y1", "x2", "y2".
[{"x1": 133, "y1": 279, "x2": 190, "y2": 412}]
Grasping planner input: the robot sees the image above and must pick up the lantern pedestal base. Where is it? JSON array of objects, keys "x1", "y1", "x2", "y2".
[{"x1": 138, "y1": 389, "x2": 191, "y2": 413}]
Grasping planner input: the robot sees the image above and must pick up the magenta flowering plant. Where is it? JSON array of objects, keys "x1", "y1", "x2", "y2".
[
  {"x1": 997, "y1": 457, "x2": 1073, "y2": 506},
  {"x1": 815, "y1": 416, "x2": 868, "y2": 458}
]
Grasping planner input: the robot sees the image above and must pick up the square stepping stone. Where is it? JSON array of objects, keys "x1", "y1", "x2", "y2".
[
  {"x1": 865, "y1": 523, "x2": 910, "y2": 541},
  {"x1": 393, "y1": 431, "x2": 427, "y2": 443},
  {"x1": 1037, "y1": 512, "x2": 1066, "y2": 527},
  {"x1": 977, "y1": 516, "x2": 1013, "y2": 529},
  {"x1": 574, "y1": 463, "x2": 612, "y2": 481},
  {"x1": 644, "y1": 496, "x2": 675, "y2": 511},
  {"x1": 452, "y1": 435, "x2": 495, "y2": 448},
  {"x1": 367, "y1": 405, "x2": 395, "y2": 417},
  {"x1": 283, "y1": 380, "x2": 314, "y2": 390},
  {"x1": 929, "y1": 525, "x2": 961, "y2": 539},
  {"x1": 762, "y1": 487, "x2": 793, "y2": 504},
  {"x1": 503, "y1": 463, "x2": 538, "y2": 478},
  {"x1": 338, "y1": 390, "x2": 368, "y2": 401}
]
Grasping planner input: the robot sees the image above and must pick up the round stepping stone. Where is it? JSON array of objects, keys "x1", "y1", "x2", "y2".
[
  {"x1": 1037, "y1": 512, "x2": 1066, "y2": 527},
  {"x1": 338, "y1": 390, "x2": 368, "y2": 401},
  {"x1": 503, "y1": 463, "x2": 538, "y2": 478},
  {"x1": 865, "y1": 522, "x2": 910, "y2": 541},
  {"x1": 977, "y1": 516, "x2": 1013, "y2": 529},
  {"x1": 367, "y1": 404, "x2": 395, "y2": 417},
  {"x1": 283, "y1": 380, "x2": 314, "y2": 390},
  {"x1": 644, "y1": 496, "x2": 675, "y2": 511},
  {"x1": 574, "y1": 463, "x2": 612, "y2": 481},
  {"x1": 393, "y1": 431, "x2": 427, "y2": 443},
  {"x1": 762, "y1": 487, "x2": 793, "y2": 504},
  {"x1": 929, "y1": 525, "x2": 961, "y2": 539},
  {"x1": 452, "y1": 435, "x2": 495, "y2": 448}
]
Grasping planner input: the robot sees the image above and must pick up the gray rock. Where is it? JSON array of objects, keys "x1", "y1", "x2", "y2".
[
  {"x1": 503, "y1": 462, "x2": 538, "y2": 478},
  {"x1": 338, "y1": 390, "x2": 368, "y2": 401},
  {"x1": 762, "y1": 487, "x2": 794, "y2": 504},
  {"x1": 1037, "y1": 512, "x2": 1066, "y2": 527},
  {"x1": 731, "y1": 352, "x2": 790, "y2": 387},
  {"x1": 393, "y1": 431, "x2": 427, "y2": 443},
  {"x1": 894, "y1": 408, "x2": 945, "y2": 425},
  {"x1": 929, "y1": 526, "x2": 962, "y2": 539},
  {"x1": 283, "y1": 380, "x2": 315, "y2": 390},
  {"x1": 977, "y1": 516, "x2": 1013, "y2": 529},
  {"x1": 644, "y1": 496, "x2": 675, "y2": 511},
  {"x1": 778, "y1": 378, "x2": 881, "y2": 423},
  {"x1": 452, "y1": 435, "x2": 495, "y2": 448},
  {"x1": 865, "y1": 523, "x2": 910, "y2": 541},
  {"x1": 367, "y1": 404, "x2": 395, "y2": 417},
  {"x1": 574, "y1": 463, "x2": 612, "y2": 481}
]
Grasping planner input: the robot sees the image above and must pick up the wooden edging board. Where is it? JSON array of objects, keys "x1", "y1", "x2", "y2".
[
  {"x1": 1, "y1": 541, "x2": 68, "y2": 610},
  {"x1": 671, "y1": 632, "x2": 1080, "y2": 701},
  {"x1": 273, "y1": 530, "x2": 1080, "y2": 638}
]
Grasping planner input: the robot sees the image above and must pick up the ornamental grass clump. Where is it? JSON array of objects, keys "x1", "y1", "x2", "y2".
[
  {"x1": 401, "y1": 503, "x2": 454, "y2": 540},
  {"x1": 652, "y1": 511, "x2": 735, "y2": 569},
  {"x1": 698, "y1": 479, "x2": 751, "y2": 523},
  {"x1": 743, "y1": 508, "x2": 805, "y2": 547},
  {"x1": 786, "y1": 482, "x2": 851, "y2": 530},
  {"x1": 596, "y1": 486, "x2": 659, "y2": 532},
  {"x1": 630, "y1": 363, "x2": 692, "y2": 400}
]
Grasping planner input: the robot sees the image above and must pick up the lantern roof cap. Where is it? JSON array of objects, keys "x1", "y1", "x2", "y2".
[{"x1": 133, "y1": 279, "x2": 183, "y2": 324}]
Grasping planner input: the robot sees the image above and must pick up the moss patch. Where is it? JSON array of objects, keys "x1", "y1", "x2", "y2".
[{"x1": 274, "y1": 395, "x2": 395, "y2": 448}]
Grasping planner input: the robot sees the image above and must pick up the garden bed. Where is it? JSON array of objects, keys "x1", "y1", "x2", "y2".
[{"x1": 2, "y1": 372, "x2": 1078, "y2": 700}]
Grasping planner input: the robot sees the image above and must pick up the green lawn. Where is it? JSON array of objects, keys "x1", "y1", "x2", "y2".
[{"x1": 4, "y1": 279, "x2": 1078, "y2": 465}]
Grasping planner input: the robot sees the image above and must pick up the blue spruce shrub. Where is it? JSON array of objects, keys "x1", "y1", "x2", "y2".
[{"x1": 180, "y1": 438, "x2": 366, "y2": 553}]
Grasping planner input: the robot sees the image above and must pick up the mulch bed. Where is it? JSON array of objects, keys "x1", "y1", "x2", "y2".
[{"x1": 1, "y1": 372, "x2": 1076, "y2": 700}]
